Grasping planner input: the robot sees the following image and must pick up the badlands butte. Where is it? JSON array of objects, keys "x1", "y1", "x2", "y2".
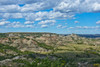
[{"x1": 0, "y1": 32, "x2": 100, "y2": 67}]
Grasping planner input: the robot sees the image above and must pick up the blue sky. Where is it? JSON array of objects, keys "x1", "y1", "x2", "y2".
[{"x1": 0, "y1": 0, "x2": 100, "y2": 34}]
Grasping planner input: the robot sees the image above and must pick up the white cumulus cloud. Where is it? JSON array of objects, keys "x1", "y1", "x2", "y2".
[
  {"x1": 0, "y1": 21, "x2": 10, "y2": 26},
  {"x1": 41, "y1": 25, "x2": 48, "y2": 28},
  {"x1": 96, "y1": 21, "x2": 100, "y2": 24},
  {"x1": 24, "y1": 21, "x2": 34, "y2": 24},
  {"x1": 38, "y1": 20, "x2": 56, "y2": 25}
]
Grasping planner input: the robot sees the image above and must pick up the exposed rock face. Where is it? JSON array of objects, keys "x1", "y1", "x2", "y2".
[
  {"x1": 9, "y1": 39, "x2": 47, "y2": 52},
  {"x1": 0, "y1": 53, "x2": 5, "y2": 56}
]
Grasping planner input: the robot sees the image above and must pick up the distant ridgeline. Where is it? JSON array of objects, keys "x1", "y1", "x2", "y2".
[
  {"x1": 60, "y1": 34, "x2": 100, "y2": 38},
  {"x1": 78, "y1": 34, "x2": 100, "y2": 38},
  {"x1": 0, "y1": 32, "x2": 100, "y2": 38},
  {"x1": 0, "y1": 32, "x2": 57, "y2": 38}
]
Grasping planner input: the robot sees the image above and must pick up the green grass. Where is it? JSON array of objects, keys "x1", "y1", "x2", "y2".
[
  {"x1": 56, "y1": 44, "x2": 100, "y2": 53},
  {"x1": 13, "y1": 58, "x2": 67, "y2": 67},
  {"x1": 0, "y1": 44, "x2": 22, "y2": 54},
  {"x1": 0, "y1": 33, "x2": 7, "y2": 38},
  {"x1": 34, "y1": 40, "x2": 54, "y2": 50}
]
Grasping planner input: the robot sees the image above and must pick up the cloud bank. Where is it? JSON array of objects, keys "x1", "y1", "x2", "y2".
[{"x1": 0, "y1": 0, "x2": 100, "y2": 30}]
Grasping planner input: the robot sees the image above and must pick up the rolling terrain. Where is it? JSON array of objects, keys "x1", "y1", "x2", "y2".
[{"x1": 0, "y1": 32, "x2": 100, "y2": 67}]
